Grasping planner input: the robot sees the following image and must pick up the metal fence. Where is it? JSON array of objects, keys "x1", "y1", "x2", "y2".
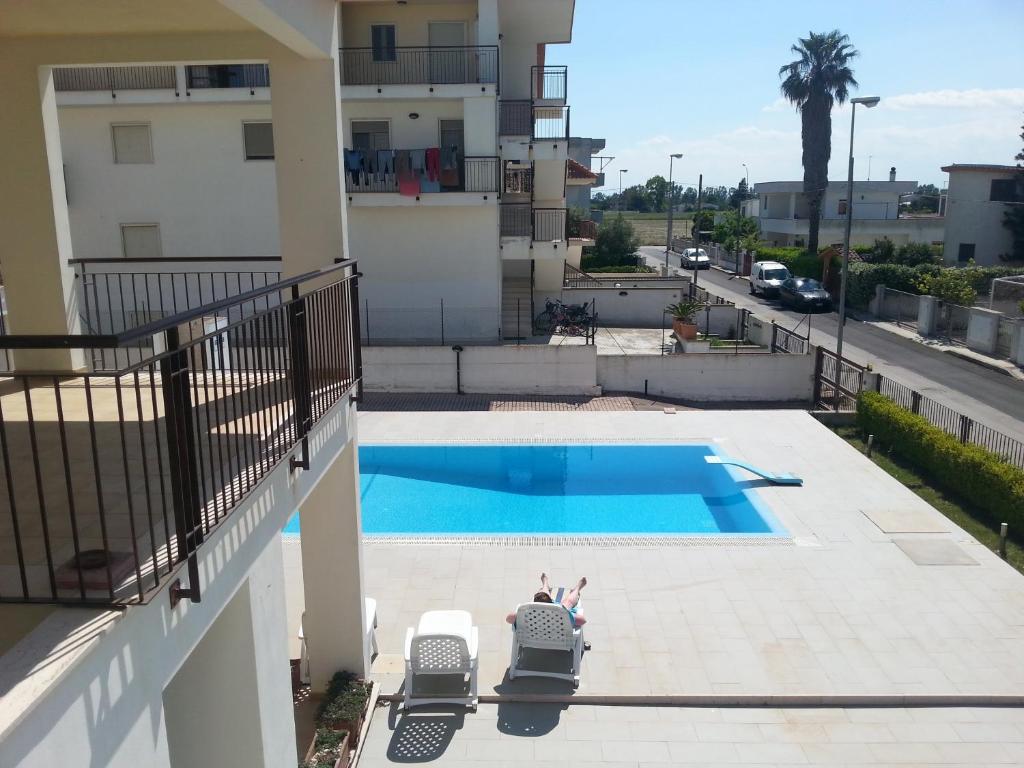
[
  {"x1": 54, "y1": 66, "x2": 177, "y2": 92},
  {"x1": 360, "y1": 300, "x2": 497, "y2": 345},
  {"x1": 814, "y1": 347, "x2": 865, "y2": 410},
  {"x1": 500, "y1": 203, "x2": 532, "y2": 237},
  {"x1": 0, "y1": 262, "x2": 361, "y2": 605},
  {"x1": 876, "y1": 375, "x2": 1024, "y2": 469},
  {"x1": 531, "y1": 65, "x2": 567, "y2": 102},
  {"x1": 531, "y1": 105, "x2": 570, "y2": 141},
  {"x1": 499, "y1": 100, "x2": 532, "y2": 135},
  {"x1": 995, "y1": 317, "x2": 1020, "y2": 360},
  {"x1": 688, "y1": 283, "x2": 733, "y2": 306},
  {"x1": 339, "y1": 46, "x2": 499, "y2": 87},
  {"x1": 878, "y1": 287, "x2": 920, "y2": 330},
  {"x1": 533, "y1": 208, "x2": 567, "y2": 241},
  {"x1": 345, "y1": 155, "x2": 499, "y2": 194},
  {"x1": 185, "y1": 64, "x2": 270, "y2": 90},
  {"x1": 938, "y1": 300, "x2": 971, "y2": 345}
]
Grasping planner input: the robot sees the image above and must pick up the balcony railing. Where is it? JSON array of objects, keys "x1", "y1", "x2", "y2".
[
  {"x1": 533, "y1": 208, "x2": 567, "y2": 242},
  {"x1": 345, "y1": 155, "x2": 499, "y2": 194},
  {"x1": 0, "y1": 261, "x2": 360, "y2": 606},
  {"x1": 568, "y1": 219, "x2": 597, "y2": 240},
  {"x1": 500, "y1": 203, "x2": 532, "y2": 237},
  {"x1": 339, "y1": 46, "x2": 498, "y2": 87},
  {"x1": 185, "y1": 64, "x2": 270, "y2": 91},
  {"x1": 503, "y1": 165, "x2": 533, "y2": 195},
  {"x1": 499, "y1": 101, "x2": 570, "y2": 140},
  {"x1": 531, "y1": 65, "x2": 567, "y2": 103},
  {"x1": 54, "y1": 66, "x2": 177, "y2": 92}
]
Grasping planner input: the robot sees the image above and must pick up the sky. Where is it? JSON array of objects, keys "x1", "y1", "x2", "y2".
[{"x1": 550, "y1": 0, "x2": 1024, "y2": 194}]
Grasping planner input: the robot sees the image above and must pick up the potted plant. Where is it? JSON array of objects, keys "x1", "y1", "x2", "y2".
[
  {"x1": 316, "y1": 672, "x2": 371, "y2": 747},
  {"x1": 665, "y1": 300, "x2": 701, "y2": 341},
  {"x1": 302, "y1": 727, "x2": 350, "y2": 768}
]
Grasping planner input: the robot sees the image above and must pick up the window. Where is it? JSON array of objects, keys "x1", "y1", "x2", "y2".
[
  {"x1": 111, "y1": 123, "x2": 153, "y2": 164},
  {"x1": 762, "y1": 195, "x2": 767, "y2": 210},
  {"x1": 351, "y1": 120, "x2": 390, "y2": 152},
  {"x1": 243, "y1": 121, "x2": 274, "y2": 160},
  {"x1": 990, "y1": 178, "x2": 1024, "y2": 203},
  {"x1": 120, "y1": 224, "x2": 162, "y2": 259},
  {"x1": 371, "y1": 24, "x2": 396, "y2": 62},
  {"x1": 957, "y1": 243, "x2": 975, "y2": 263},
  {"x1": 837, "y1": 199, "x2": 848, "y2": 216}
]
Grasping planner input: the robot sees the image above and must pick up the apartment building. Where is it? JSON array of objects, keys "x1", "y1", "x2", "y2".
[
  {"x1": 941, "y1": 163, "x2": 1022, "y2": 266},
  {"x1": 50, "y1": 0, "x2": 587, "y2": 344},
  {"x1": 0, "y1": 1, "x2": 581, "y2": 766},
  {"x1": 751, "y1": 173, "x2": 945, "y2": 248}
]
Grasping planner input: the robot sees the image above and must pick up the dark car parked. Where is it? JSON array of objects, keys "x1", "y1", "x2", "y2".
[{"x1": 778, "y1": 277, "x2": 833, "y2": 312}]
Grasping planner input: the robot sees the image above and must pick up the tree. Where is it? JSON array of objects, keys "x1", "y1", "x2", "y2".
[
  {"x1": 1001, "y1": 116, "x2": 1024, "y2": 262},
  {"x1": 779, "y1": 30, "x2": 860, "y2": 255},
  {"x1": 645, "y1": 175, "x2": 669, "y2": 213},
  {"x1": 916, "y1": 266, "x2": 977, "y2": 307},
  {"x1": 591, "y1": 215, "x2": 640, "y2": 266},
  {"x1": 728, "y1": 178, "x2": 751, "y2": 209},
  {"x1": 691, "y1": 210, "x2": 716, "y2": 243},
  {"x1": 713, "y1": 211, "x2": 759, "y2": 255}
]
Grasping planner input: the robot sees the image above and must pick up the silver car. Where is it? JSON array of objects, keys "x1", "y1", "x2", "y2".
[{"x1": 680, "y1": 248, "x2": 710, "y2": 269}]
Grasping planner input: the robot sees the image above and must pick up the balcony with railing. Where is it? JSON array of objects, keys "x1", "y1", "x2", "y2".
[
  {"x1": 0, "y1": 261, "x2": 361, "y2": 606},
  {"x1": 54, "y1": 66, "x2": 177, "y2": 92},
  {"x1": 345, "y1": 155, "x2": 499, "y2": 195},
  {"x1": 568, "y1": 219, "x2": 598, "y2": 242},
  {"x1": 499, "y1": 204, "x2": 567, "y2": 242},
  {"x1": 185, "y1": 64, "x2": 270, "y2": 92},
  {"x1": 499, "y1": 102, "x2": 570, "y2": 141},
  {"x1": 531, "y1": 65, "x2": 567, "y2": 104},
  {"x1": 338, "y1": 46, "x2": 498, "y2": 89}
]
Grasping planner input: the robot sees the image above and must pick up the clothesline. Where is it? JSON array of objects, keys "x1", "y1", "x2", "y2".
[{"x1": 344, "y1": 146, "x2": 462, "y2": 195}]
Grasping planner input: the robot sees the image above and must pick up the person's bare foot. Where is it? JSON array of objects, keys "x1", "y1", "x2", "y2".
[
  {"x1": 577, "y1": 576, "x2": 588, "y2": 590},
  {"x1": 541, "y1": 572, "x2": 551, "y2": 590}
]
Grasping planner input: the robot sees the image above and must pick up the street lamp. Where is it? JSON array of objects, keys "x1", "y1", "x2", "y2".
[
  {"x1": 665, "y1": 153, "x2": 683, "y2": 272},
  {"x1": 617, "y1": 169, "x2": 629, "y2": 212},
  {"x1": 835, "y1": 95, "x2": 881, "y2": 383}
]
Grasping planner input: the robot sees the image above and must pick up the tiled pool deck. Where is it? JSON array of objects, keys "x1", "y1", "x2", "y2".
[{"x1": 284, "y1": 409, "x2": 1024, "y2": 765}]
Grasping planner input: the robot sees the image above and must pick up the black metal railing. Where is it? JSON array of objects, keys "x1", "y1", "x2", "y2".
[
  {"x1": 345, "y1": 155, "x2": 498, "y2": 193},
  {"x1": 54, "y1": 66, "x2": 177, "y2": 92},
  {"x1": 533, "y1": 208, "x2": 567, "y2": 242},
  {"x1": 500, "y1": 203, "x2": 532, "y2": 237},
  {"x1": 503, "y1": 165, "x2": 533, "y2": 195},
  {"x1": 563, "y1": 263, "x2": 682, "y2": 289},
  {"x1": 875, "y1": 375, "x2": 1024, "y2": 469},
  {"x1": 689, "y1": 283, "x2": 735, "y2": 307},
  {"x1": 72, "y1": 258, "x2": 284, "y2": 371},
  {"x1": 499, "y1": 100, "x2": 532, "y2": 135},
  {"x1": 0, "y1": 261, "x2": 361, "y2": 606},
  {"x1": 531, "y1": 65, "x2": 567, "y2": 102},
  {"x1": 568, "y1": 220, "x2": 597, "y2": 240},
  {"x1": 813, "y1": 347, "x2": 864, "y2": 410},
  {"x1": 339, "y1": 45, "x2": 498, "y2": 87},
  {"x1": 185, "y1": 64, "x2": 270, "y2": 91},
  {"x1": 531, "y1": 105, "x2": 570, "y2": 141}
]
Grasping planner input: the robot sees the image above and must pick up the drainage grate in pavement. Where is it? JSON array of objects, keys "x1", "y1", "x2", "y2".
[
  {"x1": 359, "y1": 393, "x2": 638, "y2": 411},
  {"x1": 365, "y1": 534, "x2": 793, "y2": 548}
]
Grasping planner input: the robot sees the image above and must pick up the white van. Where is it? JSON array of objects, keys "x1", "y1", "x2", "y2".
[{"x1": 749, "y1": 261, "x2": 791, "y2": 297}]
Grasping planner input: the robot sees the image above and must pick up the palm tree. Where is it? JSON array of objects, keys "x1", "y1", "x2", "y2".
[{"x1": 779, "y1": 30, "x2": 859, "y2": 255}]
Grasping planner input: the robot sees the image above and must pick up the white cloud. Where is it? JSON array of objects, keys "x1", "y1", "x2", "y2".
[
  {"x1": 761, "y1": 97, "x2": 791, "y2": 113},
  {"x1": 882, "y1": 88, "x2": 1024, "y2": 111}
]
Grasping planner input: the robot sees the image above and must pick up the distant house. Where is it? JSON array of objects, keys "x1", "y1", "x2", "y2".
[
  {"x1": 752, "y1": 172, "x2": 944, "y2": 249},
  {"x1": 941, "y1": 164, "x2": 1022, "y2": 266},
  {"x1": 566, "y1": 136, "x2": 605, "y2": 215}
]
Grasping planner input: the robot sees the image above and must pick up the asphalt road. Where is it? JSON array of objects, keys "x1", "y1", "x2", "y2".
[{"x1": 638, "y1": 246, "x2": 1024, "y2": 437}]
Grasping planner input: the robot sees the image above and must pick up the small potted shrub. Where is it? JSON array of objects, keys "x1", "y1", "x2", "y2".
[
  {"x1": 303, "y1": 727, "x2": 350, "y2": 768},
  {"x1": 665, "y1": 300, "x2": 701, "y2": 341},
  {"x1": 316, "y1": 672, "x2": 371, "y2": 747}
]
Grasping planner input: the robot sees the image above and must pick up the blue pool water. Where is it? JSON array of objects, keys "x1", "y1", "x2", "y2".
[{"x1": 284, "y1": 444, "x2": 785, "y2": 536}]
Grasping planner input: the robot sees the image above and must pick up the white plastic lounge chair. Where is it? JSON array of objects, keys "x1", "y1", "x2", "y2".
[
  {"x1": 299, "y1": 597, "x2": 378, "y2": 684},
  {"x1": 508, "y1": 598, "x2": 583, "y2": 687},
  {"x1": 403, "y1": 609, "x2": 479, "y2": 710}
]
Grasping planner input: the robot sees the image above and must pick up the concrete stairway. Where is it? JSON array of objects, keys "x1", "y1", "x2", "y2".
[{"x1": 501, "y1": 264, "x2": 533, "y2": 340}]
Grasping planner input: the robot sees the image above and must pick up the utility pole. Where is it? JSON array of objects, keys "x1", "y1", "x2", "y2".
[
  {"x1": 693, "y1": 173, "x2": 703, "y2": 288},
  {"x1": 665, "y1": 153, "x2": 682, "y2": 273}
]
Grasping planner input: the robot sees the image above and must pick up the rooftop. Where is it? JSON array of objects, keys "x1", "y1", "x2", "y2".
[
  {"x1": 941, "y1": 163, "x2": 1021, "y2": 174},
  {"x1": 755, "y1": 180, "x2": 918, "y2": 194}
]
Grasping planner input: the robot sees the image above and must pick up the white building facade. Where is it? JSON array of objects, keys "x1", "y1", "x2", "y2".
[
  {"x1": 52, "y1": 0, "x2": 583, "y2": 344},
  {"x1": 751, "y1": 176, "x2": 945, "y2": 249},
  {"x1": 941, "y1": 163, "x2": 1022, "y2": 266}
]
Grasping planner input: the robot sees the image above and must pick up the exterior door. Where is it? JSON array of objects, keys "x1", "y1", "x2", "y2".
[{"x1": 428, "y1": 22, "x2": 466, "y2": 83}]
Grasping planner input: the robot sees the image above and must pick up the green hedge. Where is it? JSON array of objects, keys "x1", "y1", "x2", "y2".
[
  {"x1": 754, "y1": 247, "x2": 821, "y2": 279},
  {"x1": 857, "y1": 391, "x2": 1024, "y2": 534},
  {"x1": 584, "y1": 264, "x2": 655, "y2": 273}
]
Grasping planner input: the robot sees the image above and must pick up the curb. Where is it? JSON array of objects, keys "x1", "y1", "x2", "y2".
[
  {"x1": 944, "y1": 347, "x2": 1022, "y2": 379},
  {"x1": 375, "y1": 692, "x2": 1024, "y2": 708}
]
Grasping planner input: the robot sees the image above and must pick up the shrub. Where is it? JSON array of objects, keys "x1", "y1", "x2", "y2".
[
  {"x1": 895, "y1": 242, "x2": 942, "y2": 267},
  {"x1": 857, "y1": 391, "x2": 1024, "y2": 535},
  {"x1": 754, "y1": 247, "x2": 821, "y2": 279},
  {"x1": 583, "y1": 264, "x2": 654, "y2": 273},
  {"x1": 916, "y1": 265, "x2": 978, "y2": 306},
  {"x1": 316, "y1": 671, "x2": 370, "y2": 726},
  {"x1": 589, "y1": 215, "x2": 640, "y2": 267}
]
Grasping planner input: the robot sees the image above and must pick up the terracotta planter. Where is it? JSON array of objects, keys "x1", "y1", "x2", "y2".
[
  {"x1": 304, "y1": 730, "x2": 350, "y2": 768},
  {"x1": 672, "y1": 319, "x2": 698, "y2": 341}
]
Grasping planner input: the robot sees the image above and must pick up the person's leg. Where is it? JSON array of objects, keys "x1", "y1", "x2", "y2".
[
  {"x1": 561, "y1": 576, "x2": 587, "y2": 609},
  {"x1": 540, "y1": 572, "x2": 554, "y2": 598}
]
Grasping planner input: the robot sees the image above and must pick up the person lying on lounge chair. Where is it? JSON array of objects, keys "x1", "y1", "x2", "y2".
[{"x1": 506, "y1": 573, "x2": 587, "y2": 628}]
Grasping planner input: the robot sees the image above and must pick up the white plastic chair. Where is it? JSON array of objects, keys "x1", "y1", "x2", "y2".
[
  {"x1": 403, "y1": 609, "x2": 479, "y2": 710},
  {"x1": 299, "y1": 597, "x2": 378, "y2": 685},
  {"x1": 508, "y1": 601, "x2": 583, "y2": 687}
]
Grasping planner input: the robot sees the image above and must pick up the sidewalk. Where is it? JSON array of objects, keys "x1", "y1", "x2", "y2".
[{"x1": 863, "y1": 318, "x2": 1024, "y2": 382}]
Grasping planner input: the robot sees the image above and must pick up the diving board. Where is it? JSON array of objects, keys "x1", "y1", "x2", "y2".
[{"x1": 704, "y1": 455, "x2": 803, "y2": 486}]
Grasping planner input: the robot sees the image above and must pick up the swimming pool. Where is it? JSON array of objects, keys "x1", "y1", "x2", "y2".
[{"x1": 284, "y1": 444, "x2": 785, "y2": 536}]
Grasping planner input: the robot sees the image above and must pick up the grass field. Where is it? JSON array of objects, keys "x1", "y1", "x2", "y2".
[{"x1": 622, "y1": 217, "x2": 693, "y2": 246}]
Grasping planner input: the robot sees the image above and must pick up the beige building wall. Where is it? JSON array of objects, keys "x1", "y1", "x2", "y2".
[
  {"x1": 340, "y1": 1, "x2": 478, "y2": 48},
  {"x1": 59, "y1": 103, "x2": 280, "y2": 259},
  {"x1": 943, "y1": 168, "x2": 1017, "y2": 266},
  {"x1": 343, "y1": 99, "x2": 468, "y2": 148}
]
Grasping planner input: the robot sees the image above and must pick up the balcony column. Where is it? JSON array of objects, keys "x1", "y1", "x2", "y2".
[
  {"x1": 298, "y1": 440, "x2": 369, "y2": 691},
  {"x1": 0, "y1": 56, "x2": 84, "y2": 371},
  {"x1": 268, "y1": 17, "x2": 350, "y2": 278}
]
